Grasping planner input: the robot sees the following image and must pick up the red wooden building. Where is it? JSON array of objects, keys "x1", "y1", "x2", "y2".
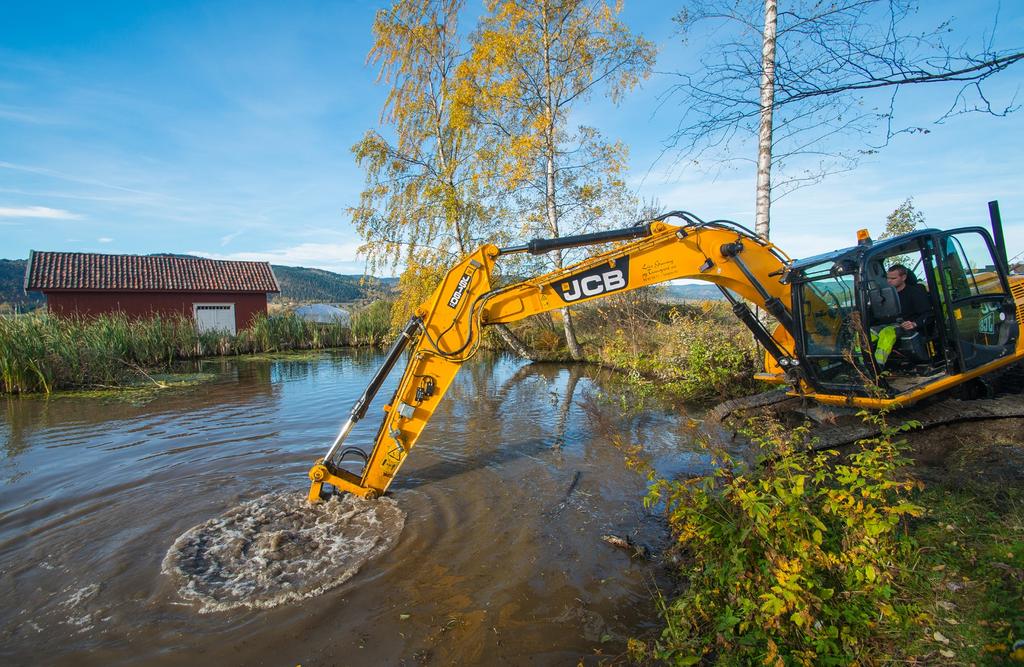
[{"x1": 24, "y1": 251, "x2": 280, "y2": 334}]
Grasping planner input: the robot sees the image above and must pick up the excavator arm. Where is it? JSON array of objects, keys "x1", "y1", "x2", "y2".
[{"x1": 308, "y1": 212, "x2": 802, "y2": 502}]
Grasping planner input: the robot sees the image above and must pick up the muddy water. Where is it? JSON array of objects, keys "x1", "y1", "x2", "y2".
[{"x1": 0, "y1": 351, "x2": 712, "y2": 665}]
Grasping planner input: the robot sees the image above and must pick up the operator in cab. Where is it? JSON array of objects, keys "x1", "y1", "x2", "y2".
[
  {"x1": 869, "y1": 263, "x2": 933, "y2": 367},
  {"x1": 885, "y1": 264, "x2": 931, "y2": 331}
]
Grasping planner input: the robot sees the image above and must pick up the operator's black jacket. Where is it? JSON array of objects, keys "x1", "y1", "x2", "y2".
[{"x1": 898, "y1": 283, "x2": 931, "y2": 325}]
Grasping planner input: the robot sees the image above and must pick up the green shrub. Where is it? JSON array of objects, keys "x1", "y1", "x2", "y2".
[
  {"x1": 599, "y1": 301, "x2": 761, "y2": 402},
  {"x1": 636, "y1": 412, "x2": 923, "y2": 665}
]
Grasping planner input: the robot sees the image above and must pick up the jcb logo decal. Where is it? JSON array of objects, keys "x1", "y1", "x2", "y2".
[
  {"x1": 552, "y1": 258, "x2": 629, "y2": 303},
  {"x1": 447, "y1": 271, "x2": 473, "y2": 308}
]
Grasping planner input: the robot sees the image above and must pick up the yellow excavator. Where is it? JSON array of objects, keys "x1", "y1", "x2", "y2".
[{"x1": 308, "y1": 206, "x2": 1023, "y2": 502}]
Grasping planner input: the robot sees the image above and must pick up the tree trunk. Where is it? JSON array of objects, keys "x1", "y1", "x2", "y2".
[
  {"x1": 561, "y1": 307, "x2": 582, "y2": 360},
  {"x1": 539, "y1": 1, "x2": 582, "y2": 361},
  {"x1": 493, "y1": 323, "x2": 536, "y2": 360},
  {"x1": 755, "y1": 0, "x2": 778, "y2": 240},
  {"x1": 547, "y1": 157, "x2": 581, "y2": 359}
]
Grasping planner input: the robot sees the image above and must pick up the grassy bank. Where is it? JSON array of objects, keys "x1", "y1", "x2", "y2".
[
  {"x1": 514, "y1": 292, "x2": 1023, "y2": 663},
  {"x1": 593, "y1": 300, "x2": 762, "y2": 403},
  {"x1": 0, "y1": 302, "x2": 391, "y2": 394},
  {"x1": 900, "y1": 484, "x2": 1024, "y2": 663}
]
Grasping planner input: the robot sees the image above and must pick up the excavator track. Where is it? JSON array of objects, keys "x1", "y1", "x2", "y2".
[
  {"x1": 806, "y1": 394, "x2": 1024, "y2": 451},
  {"x1": 700, "y1": 388, "x2": 792, "y2": 446},
  {"x1": 703, "y1": 366, "x2": 1024, "y2": 452}
]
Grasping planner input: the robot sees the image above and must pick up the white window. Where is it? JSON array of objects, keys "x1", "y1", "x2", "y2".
[{"x1": 193, "y1": 303, "x2": 236, "y2": 335}]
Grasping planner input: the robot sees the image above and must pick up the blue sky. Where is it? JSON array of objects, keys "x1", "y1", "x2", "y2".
[{"x1": 1, "y1": 0, "x2": 1022, "y2": 274}]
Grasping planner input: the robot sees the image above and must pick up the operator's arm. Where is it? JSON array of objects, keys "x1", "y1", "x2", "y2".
[{"x1": 899, "y1": 284, "x2": 932, "y2": 330}]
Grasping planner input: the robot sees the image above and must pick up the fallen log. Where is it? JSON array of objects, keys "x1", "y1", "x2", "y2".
[{"x1": 601, "y1": 534, "x2": 650, "y2": 560}]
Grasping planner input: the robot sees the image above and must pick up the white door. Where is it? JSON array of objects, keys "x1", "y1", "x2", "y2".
[{"x1": 193, "y1": 303, "x2": 236, "y2": 335}]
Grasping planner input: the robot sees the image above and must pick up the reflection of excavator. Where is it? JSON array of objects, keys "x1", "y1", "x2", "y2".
[{"x1": 308, "y1": 208, "x2": 1023, "y2": 501}]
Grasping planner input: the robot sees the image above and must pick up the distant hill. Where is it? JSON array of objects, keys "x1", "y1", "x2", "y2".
[
  {"x1": 658, "y1": 283, "x2": 727, "y2": 301},
  {"x1": 0, "y1": 258, "x2": 722, "y2": 307},
  {"x1": 0, "y1": 260, "x2": 44, "y2": 311},
  {"x1": 0, "y1": 256, "x2": 395, "y2": 308},
  {"x1": 269, "y1": 265, "x2": 396, "y2": 304}
]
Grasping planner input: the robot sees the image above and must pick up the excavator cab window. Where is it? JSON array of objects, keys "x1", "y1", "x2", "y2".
[
  {"x1": 801, "y1": 273, "x2": 856, "y2": 355},
  {"x1": 794, "y1": 239, "x2": 947, "y2": 395}
]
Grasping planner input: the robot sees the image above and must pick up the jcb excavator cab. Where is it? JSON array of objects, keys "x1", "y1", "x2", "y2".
[{"x1": 787, "y1": 226, "x2": 1021, "y2": 402}]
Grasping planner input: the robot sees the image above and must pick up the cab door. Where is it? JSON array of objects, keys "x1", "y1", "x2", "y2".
[{"x1": 935, "y1": 228, "x2": 1017, "y2": 372}]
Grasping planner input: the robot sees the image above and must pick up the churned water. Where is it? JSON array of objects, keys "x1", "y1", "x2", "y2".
[{"x1": 163, "y1": 492, "x2": 405, "y2": 613}]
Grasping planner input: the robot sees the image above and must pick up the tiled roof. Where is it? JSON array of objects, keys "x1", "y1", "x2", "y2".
[{"x1": 24, "y1": 251, "x2": 280, "y2": 293}]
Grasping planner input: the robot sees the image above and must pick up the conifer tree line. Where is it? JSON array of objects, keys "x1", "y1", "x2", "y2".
[{"x1": 351, "y1": 0, "x2": 1021, "y2": 358}]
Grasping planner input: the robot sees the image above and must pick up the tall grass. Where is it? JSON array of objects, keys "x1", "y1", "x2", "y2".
[
  {"x1": 507, "y1": 297, "x2": 760, "y2": 402},
  {"x1": 348, "y1": 300, "x2": 392, "y2": 346},
  {"x1": 0, "y1": 304, "x2": 392, "y2": 394}
]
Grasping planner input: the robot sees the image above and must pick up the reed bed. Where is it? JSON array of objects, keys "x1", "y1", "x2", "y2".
[{"x1": 0, "y1": 305, "x2": 392, "y2": 394}]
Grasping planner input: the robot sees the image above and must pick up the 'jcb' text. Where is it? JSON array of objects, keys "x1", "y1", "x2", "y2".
[{"x1": 553, "y1": 258, "x2": 630, "y2": 303}]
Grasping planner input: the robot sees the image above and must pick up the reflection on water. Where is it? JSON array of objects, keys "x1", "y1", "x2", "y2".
[{"x1": 0, "y1": 351, "x2": 710, "y2": 665}]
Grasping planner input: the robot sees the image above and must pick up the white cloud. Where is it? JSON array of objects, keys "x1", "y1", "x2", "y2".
[
  {"x1": 0, "y1": 161, "x2": 173, "y2": 198},
  {"x1": 220, "y1": 230, "x2": 243, "y2": 246},
  {"x1": 188, "y1": 242, "x2": 369, "y2": 274},
  {"x1": 97, "y1": 237, "x2": 113, "y2": 243},
  {"x1": 0, "y1": 205, "x2": 82, "y2": 219}
]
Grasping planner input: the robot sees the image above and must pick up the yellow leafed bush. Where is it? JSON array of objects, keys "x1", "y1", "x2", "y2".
[{"x1": 633, "y1": 412, "x2": 923, "y2": 665}]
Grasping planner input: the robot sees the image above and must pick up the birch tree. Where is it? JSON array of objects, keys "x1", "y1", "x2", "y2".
[
  {"x1": 668, "y1": 0, "x2": 1022, "y2": 239},
  {"x1": 457, "y1": 0, "x2": 655, "y2": 359},
  {"x1": 351, "y1": 0, "x2": 532, "y2": 357},
  {"x1": 880, "y1": 198, "x2": 925, "y2": 239},
  {"x1": 754, "y1": 0, "x2": 776, "y2": 239}
]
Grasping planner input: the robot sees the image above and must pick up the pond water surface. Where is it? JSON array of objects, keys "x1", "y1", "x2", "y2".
[{"x1": 1, "y1": 351, "x2": 712, "y2": 665}]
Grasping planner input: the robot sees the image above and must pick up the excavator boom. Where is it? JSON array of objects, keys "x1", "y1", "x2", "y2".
[{"x1": 308, "y1": 214, "x2": 799, "y2": 501}]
